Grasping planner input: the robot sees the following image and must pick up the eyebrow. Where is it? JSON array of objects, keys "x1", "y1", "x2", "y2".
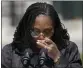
[
  {"x1": 33, "y1": 27, "x2": 53, "y2": 31},
  {"x1": 33, "y1": 27, "x2": 52, "y2": 29}
]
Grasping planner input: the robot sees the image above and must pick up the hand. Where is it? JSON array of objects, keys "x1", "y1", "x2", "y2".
[{"x1": 36, "y1": 37, "x2": 60, "y2": 63}]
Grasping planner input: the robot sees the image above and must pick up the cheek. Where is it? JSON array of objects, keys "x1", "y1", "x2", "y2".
[{"x1": 33, "y1": 36, "x2": 38, "y2": 41}]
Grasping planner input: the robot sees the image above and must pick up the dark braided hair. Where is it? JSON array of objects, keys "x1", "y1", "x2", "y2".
[{"x1": 12, "y1": 2, "x2": 70, "y2": 51}]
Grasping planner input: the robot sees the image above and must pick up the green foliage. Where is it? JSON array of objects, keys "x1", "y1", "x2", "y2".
[{"x1": 80, "y1": 53, "x2": 83, "y2": 66}]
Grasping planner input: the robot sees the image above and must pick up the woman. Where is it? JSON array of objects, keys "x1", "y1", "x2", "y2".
[{"x1": 2, "y1": 2, "x2": 82, "y2": 68}]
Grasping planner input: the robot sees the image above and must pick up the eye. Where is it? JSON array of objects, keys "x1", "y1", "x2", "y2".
[
  {"x1": 43, "y1": 28, "x2": 54, "y2": 36},
  {"x1": 44, "y1": 30, "x2": 50, "y2": 34},
  {"x1": 34, "y1": 29, "x2": 40, "y2": 34},
  {"x1": 31, "y1": 28, "x2": 41, "y2": 36},
  {"x1": 44, "y1": 29, "x2": 53, "y2": 33}
]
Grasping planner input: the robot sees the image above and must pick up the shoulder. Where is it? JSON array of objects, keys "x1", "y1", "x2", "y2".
[
  {"x1": 63, "y1": 40, "x2": 80, "y2": 57},
  {"x1": 2, "y1": 43, "x2": 13, "y2": 57},
  {"x1": 61, "y1": 40, "x2": 79, "y2": 55},
  {"x1": 2, "y1": 43, "x2": 12, "y2": 52},
  {"x1": 66, "y1": 40, "x2": 78, "y2": 51},
  {"x1": 2, "y1": 44, "x2": 13, "y2": 68}
]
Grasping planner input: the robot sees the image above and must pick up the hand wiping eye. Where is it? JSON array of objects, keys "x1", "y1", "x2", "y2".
[{"x1": 36, "y1": 37, "x2": 60, "y2": 63}]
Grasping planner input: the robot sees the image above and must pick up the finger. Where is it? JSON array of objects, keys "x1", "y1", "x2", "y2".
[
  {"x1": 45, "y1": 37, "x2": 54, "y2": 44},
  {"x1": 36, "y1": 41, "x2": 48, "y2": 49},
  {"x1": 37, "y1": 40, "x2": 45, "y2": 43},
  {"x1": 37, "y1": 40, "x2": 48, "y2": 45},
  {"x1": 36, "y1": 41, "x2": 53, "y2": 52},
  {"x1": 47, "y1": 45, "x2": 54, "y2": 52}
]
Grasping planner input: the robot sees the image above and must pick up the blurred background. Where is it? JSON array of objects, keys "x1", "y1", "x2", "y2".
[{"x1": 1, "y1": 1, "x2": 82, "y2": 60}]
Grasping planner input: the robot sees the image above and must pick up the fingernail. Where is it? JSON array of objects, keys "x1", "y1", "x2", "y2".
[
  {"x1": 37, "y1": 40, "x2": 39, "y2": 42},
  {"x1": 36, "y1": 41, "x2": 40, "y2": 44}
]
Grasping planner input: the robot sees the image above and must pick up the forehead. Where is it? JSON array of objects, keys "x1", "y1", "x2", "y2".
[{"x1": 33, "y1": 15, "x2": 53, "y2": 29}]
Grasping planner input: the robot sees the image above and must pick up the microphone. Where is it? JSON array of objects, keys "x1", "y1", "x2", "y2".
[
  {"x1": 21, "y1": 48, "x2": 33, "y2": 68},
  {"x1": 37, "y1": 48, "x2": 54, "y2": 68},
  {"x1": 35, "y1": 48, "x2": 48, "y2": 68},
  {"x1": 39, "y1": 51, "x2": 47, "y2": 66}
]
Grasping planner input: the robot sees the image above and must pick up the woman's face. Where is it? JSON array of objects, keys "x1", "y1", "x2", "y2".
[{"x1": 31, "y1": 14, "x2": 54, "y2": 41}]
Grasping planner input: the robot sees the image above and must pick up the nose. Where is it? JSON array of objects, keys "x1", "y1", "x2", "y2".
[{"x1": 38, "y1": 33, "x2": 45, "y2": 40}]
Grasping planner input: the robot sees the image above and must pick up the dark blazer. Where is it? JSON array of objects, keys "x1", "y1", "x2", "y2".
[{"x1": 2, "y1": 40, "x2": 82, "y2": 68}]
